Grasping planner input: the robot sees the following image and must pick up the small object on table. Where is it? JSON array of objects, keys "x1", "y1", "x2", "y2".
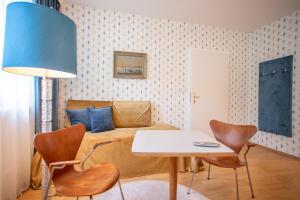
[{"x1": 193, "y1": 141, "x2": 220, "y2": 147}]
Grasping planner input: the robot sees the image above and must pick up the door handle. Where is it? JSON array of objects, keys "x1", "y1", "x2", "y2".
[{"x1": 193, "y1": 92, "x2": 200, "y2": 104}]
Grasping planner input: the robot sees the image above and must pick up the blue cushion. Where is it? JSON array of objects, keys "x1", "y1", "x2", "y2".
[
  {"x1": 66, "y1": 108, "x2": 91, "y2": 131},
  {"x1": 89, "y1": 107, "x2": 114, "y2": 133}
]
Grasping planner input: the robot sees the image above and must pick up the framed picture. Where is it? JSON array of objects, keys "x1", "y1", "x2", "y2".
[{"x1": 113, "y1": 51, "x2": 147, "y2": 79}]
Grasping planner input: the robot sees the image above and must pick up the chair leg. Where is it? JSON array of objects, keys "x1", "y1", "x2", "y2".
[
  {"x1": 118, "y1": 179, "x2": 125, "y2": 200},
  {"x1": 187, "y1": 171, "x2": 196, "y2": 194},
  {"x1": 89, "y1": 196, "x2": 93, "y2": 200},
  {"x1": 245, "y1": 162, "x2": 255, "y2": 198},
  {"x1": 76, "y1": 197, "x2": 79, "y2": 200},
  {"x1": 187, "y1": 157, "x2": 199, "y2": 194},
  {"x1": 234, "y1": 168, "x2": 239, "y2": 200},
  {"x1": 207, "y1": 164, "x2": 211, "y2": 180}
]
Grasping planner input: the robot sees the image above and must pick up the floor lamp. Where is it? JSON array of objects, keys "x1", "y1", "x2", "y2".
[{"x1": 2, "y1": 2, "x2": 77, "y2": 199}]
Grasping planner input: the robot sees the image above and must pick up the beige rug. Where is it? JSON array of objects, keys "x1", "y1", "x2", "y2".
[{"x1": 94, "y1": 180, "x2": 209, "y2": 200}]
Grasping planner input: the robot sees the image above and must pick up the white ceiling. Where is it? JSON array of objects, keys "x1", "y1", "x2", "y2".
[{"x1": 63, "y1": 0, "x2": 300, "y2": 32}]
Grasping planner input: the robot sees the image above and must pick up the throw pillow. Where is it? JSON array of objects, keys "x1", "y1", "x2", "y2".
[
  {"x1": 89, "y1": 106, "x2": 114, "y2": 133},
  {"x1": 66, "y1": 108, "x2": 91, "y2": 131}
]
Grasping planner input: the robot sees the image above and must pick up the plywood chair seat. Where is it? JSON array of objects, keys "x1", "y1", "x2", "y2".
[
  {"x1": 34, "y1": 124, "x2": 124, "y2": 200},
  {"x1": 188, "y1": 120, "x2": 257, "y2": 200},
  {"x1": 202, "y1": 155, "x2": 245, "y2": 169},
  {"x1": 54, "y1": 163, "x2": 120, "y2": 197}
]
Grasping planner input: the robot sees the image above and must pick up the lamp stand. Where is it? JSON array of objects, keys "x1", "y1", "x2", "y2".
[{"x1": 41, "y1": 77, "x2": 53, "y2": 200}]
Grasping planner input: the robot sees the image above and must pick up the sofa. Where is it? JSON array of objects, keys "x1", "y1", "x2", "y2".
[{"x1": 31, "y1": 100, "x2": 204, "y2": 188}]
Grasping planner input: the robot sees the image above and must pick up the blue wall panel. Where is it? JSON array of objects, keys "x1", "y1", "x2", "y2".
[{"x1": 258, "y1": 55, "x2": 293, "y2": 137}]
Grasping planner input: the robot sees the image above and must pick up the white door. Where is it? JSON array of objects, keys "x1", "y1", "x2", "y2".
[{"x1": 188, "y1": 49, "x2": 229, "y2": 135}]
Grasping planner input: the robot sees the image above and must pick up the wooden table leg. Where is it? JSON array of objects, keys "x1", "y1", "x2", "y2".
[{"x1": 169, "y1": 157, "x2": 177, "y2": 200}]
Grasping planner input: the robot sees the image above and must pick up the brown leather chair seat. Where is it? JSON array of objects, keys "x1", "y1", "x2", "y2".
[{"x1": 54, "y1": 163, "x2": 120, "y2": 197}]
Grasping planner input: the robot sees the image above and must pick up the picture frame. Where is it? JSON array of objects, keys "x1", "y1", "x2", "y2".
[{"x1": 113, "y1": 51, "x2": 147, "y2": 79}]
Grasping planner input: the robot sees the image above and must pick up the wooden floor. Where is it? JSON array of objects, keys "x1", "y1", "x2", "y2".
[{"x1": 18, "y1": 146, "x2": 300, "y2": 200}]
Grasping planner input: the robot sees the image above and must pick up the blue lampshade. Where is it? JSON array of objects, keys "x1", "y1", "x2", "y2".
[{"x1": 2, "y1": 2, "x2": 77, "y2": 78}]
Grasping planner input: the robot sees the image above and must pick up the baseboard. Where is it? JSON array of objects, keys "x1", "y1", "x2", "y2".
[{"x1": 255, "y1": 144, "x2": 300, "y2": 159}]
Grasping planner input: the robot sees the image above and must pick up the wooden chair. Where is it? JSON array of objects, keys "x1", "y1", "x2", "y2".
[
  {"x1": 34, "y1": 124, "x2": 124, "y2": 200},
  {"x1": 187, "y1": 120, "x2": 257, "y2": 200}
]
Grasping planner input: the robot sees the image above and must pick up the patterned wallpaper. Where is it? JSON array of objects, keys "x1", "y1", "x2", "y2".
[
  {"x1": 58, "y1": 3, "x2": 299, "y2": 156},
  {"x1": 58, "y1": 3, "x2": 248, "y2": 129},
  {"x1": 246, "y1": 10, "x2": 300, "y2": 157}
]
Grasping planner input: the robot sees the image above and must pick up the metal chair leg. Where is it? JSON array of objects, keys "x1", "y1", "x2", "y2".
[
  {"x1": 234, "y1": 168, "x2": 239, "y2": 200},
  {"x1": 187, "y1": 157, "x2": 199, "y2": 194},
  {"x1": 118, "y1": 179, "x2": 125, "y2": 200},
  {"x1": 187, "y1": 171, "x2": 196, "y2": 194},
  {"x1": 207, "y1": 164, "x2": 211, "y2": 180},
  {"x1": 245, "y1": 162, "x2": 255, "y2": 198}
]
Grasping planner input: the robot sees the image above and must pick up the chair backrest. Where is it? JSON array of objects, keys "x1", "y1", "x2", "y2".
[
  {"x1": 209, "y1": 120, "x2": 257, "y2": 154},
  {"x1": 34, "y1": 124, "x2": 85, "y2": 178}
]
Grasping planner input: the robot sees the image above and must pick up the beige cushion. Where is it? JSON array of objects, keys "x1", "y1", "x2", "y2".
[{"x1": 112, "y1": 101, "x2": 151, "y2": 128}]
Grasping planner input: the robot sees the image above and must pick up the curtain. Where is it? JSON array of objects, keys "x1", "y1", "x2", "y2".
[{"x1": 0, "y1": 0, "x2": 35, "y2": 199}]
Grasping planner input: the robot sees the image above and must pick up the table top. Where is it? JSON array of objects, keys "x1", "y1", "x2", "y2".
[{"x1": 132, "y1": 130, "x2": 234, "y2": 157}]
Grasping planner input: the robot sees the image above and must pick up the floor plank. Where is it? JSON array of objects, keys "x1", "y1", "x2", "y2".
[{"x1": 18, "y1": 146, "x2": 300, "y2": 200}]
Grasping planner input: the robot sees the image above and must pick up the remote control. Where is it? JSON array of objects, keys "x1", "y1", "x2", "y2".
[{"x1": 193, "y1": 141, "x2": 220, "y2": 147}]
